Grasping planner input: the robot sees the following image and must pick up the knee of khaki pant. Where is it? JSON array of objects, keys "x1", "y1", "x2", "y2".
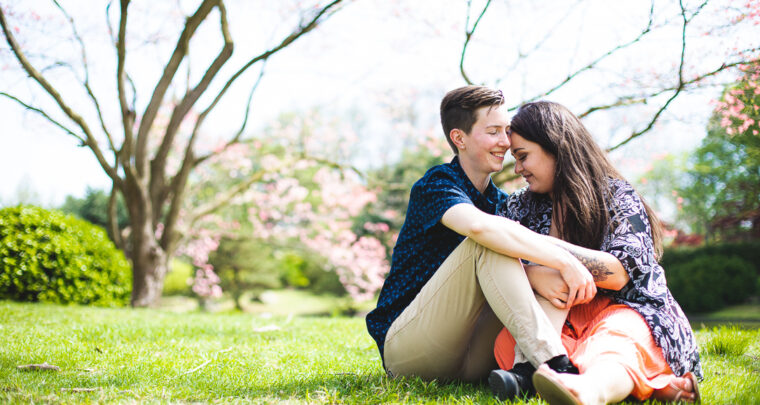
[{"x1": 474, "y1": 245, "x2": 567, "y2": 366}]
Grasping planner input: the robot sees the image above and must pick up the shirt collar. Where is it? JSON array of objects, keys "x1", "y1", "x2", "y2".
[{"x1": 450, "y1": 155, "x2": 500, "y2": 204}]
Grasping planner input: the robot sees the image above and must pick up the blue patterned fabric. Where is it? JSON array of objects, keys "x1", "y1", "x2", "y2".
[
  {"x1": 501, "y1": 178, "x2": 702, "y2": 379},
  {"x1": 365, "y1": 156, "x2": 508, "y2": 360}
]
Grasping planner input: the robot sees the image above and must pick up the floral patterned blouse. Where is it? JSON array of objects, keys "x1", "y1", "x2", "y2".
[{"x1": 501, "y1": 178, "x2": 702, "y2": 379}]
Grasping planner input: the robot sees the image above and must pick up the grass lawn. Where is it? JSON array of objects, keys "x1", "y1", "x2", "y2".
[{"x1": 1, "y1": 301, "x2": 759, "y2": 404}]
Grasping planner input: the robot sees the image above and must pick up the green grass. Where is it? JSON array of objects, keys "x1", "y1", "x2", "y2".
[
  {"x1": 1, "y1": 301, "x2": 759, "y2": 404},
  {"x1": 157, "y1": 289, "x2": 376, "y2": 316},
  {"x1": 701, "y1": 325, "x2": 756, "y2": 356},
  {"x1": 697, "y1": 304, "x2": 760, "y2": 320}
]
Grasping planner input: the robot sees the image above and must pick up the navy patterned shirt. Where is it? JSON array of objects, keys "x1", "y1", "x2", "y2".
[
  {"x1": 365, "y1": 156, "x2": 508, "y2": 359},
  {"x1": 501, "y1": 178, "x2": 702, "y2": 379}
]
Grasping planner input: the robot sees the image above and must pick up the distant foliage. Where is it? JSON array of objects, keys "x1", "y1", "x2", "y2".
[
  {"x1": 59, "y1": 187, "x2": 129, "y2": 234},
  {"x1": 682, "y1": 64, "x2": 760, "y2": 241},
  {"x1": 0, "y1": 205, "x2": 131, "y2": 306},
  {"x1": 639, "y1": 64, "x2": 760, "y2": 241},
  {"x1": 208, "y1": 236, "x2": 282, "y2": 310},
  {"x1": 355, "y1": 134, "x2": 451, "y2": 264},
  {"x1": 662, "y1": 242, "x2": 760, "y2": 313},
  {"x1": 162, "y1": 259, "x2": 193, "y2": 296}
]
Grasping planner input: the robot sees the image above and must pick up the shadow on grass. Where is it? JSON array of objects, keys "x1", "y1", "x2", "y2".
[{"x1": 240, "y1": 372, "x2": 496, "y2": 403}]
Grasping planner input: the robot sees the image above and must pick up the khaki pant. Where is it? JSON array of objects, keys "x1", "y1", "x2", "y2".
[{"x1": 384, "y1": 238, "x2": 569, "y2": 382}]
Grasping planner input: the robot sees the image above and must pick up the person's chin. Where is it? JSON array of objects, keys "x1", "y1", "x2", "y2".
[{"x1": 528, "y1": 184, "x2": 546, "y2": 194}]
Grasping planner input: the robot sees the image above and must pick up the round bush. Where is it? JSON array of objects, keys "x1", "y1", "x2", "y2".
[
  {"x1": 666, "y1": 254, "x2": 756, "y2": 313},
  {"x1": 0, "y1": 205, "x2": 131, "y2": 306}
]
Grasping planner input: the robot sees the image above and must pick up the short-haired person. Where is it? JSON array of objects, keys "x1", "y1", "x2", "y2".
[
  {"x1": 490, "y1": 101, "x2": 702, "y2": 404},
  {"x1": 365, "y1": 86, "x2": 599, "y2": 387}
]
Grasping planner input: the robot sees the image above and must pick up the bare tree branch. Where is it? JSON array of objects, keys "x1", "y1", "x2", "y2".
[
  {"x1": 514, "y1": 0, "x2": 655, "y2": 108},
  {"x1": 0, "y1": 92, "x2": 85, "y2": 143},
  {"x1": 134, "y1": 0, "x2": 217, "y2": 176},
  {"x1": 496, "y1": 0, "x2": 586, "y2": 87},
  {"x1": 606, "y1": 0, "x2": 699, "y2": 152},
  {"x1": 52, "y1": 0, "x2": 117, "y2": 153},
  {"x1": 155, "y1": 0, "x2": 234, "y2": 165},
  {"x1": 106, "y1": 0, "x2": 115, "y2": 40},
  {"x1": 108, "y1": 183, "x2": 124, "y2": 250},
  {"x1": 116, "y1": 0, "x2": 135, "y2": 177},
  {"x1": 232, "y1": 60, "x2": 265, "y2": 146},
  {"x1": 161, "y1": 0, "x2": 347, "y2": 236},
  {"x1": 187, "y1": 164, "x2": 287, "y2": 229},
  {"x1": 150, "y1": 0, "x2": 234, "y2": 220},
  {"x1": 578, "y1": 56, "x2": 759, "y2": 119},
  {"x1": 191, "y1": 0, "x2": 346, "y2": 140},
  {"x1": 194, "y1": 60, "x2": 267, "y2": 167},
  {"x1": 300, "y1": 153, "x2": 364, "y2": 179},
  {"x1": 0, "y1": 7, "x2": 121, "y2": 184},
  {"x1": 459, "y1": 0, "x2": 492, "y2": 85}
]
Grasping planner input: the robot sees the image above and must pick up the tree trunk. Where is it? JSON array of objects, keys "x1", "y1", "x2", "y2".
[
  {"x1": 232, "y1": 266, "x2": 243, "y2": 311},
  {"x1": 129, "y1": 218, "x2": 169, "y2": 307},
  {"x1": 130, "y1": 244, "x2": 169, "y2": 307}
]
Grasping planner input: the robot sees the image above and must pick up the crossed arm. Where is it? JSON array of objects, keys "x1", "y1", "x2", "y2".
[
  {"x1": 441, "y1": 203, "x2": 630, "y2": 309},
  {"x1": 526, "y1": 238, "x2": 630, "y2": 309},
  {"x1": 441, "y1": 203, "x2": 597, "y2": 308}
]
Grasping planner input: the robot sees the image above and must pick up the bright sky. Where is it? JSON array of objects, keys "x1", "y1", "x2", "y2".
[{"x1": 0, "y1": 0, "x2": 755, "y2": 206}]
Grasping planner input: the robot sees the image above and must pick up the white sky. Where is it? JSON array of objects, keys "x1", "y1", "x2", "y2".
[{"x1": 0, "y1": 0, "x2": 756, "y2": 207}]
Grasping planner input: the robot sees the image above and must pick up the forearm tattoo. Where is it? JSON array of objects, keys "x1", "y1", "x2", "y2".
[{"x1": 563, "y1": 246, "x2": 614, "y2": 282}]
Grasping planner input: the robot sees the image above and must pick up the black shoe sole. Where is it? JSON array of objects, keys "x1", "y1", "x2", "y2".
[{"x1": 488, "y1": 369, "x2": 518, "y2": 401}]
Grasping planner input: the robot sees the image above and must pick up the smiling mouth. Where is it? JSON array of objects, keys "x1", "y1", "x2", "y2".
[{"x1": 491, "y1": 152, "x2": 505, "y2": 158}]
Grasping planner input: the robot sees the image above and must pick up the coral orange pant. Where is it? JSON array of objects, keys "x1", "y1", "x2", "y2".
[{"x1": 494, "y1": 295, "x2": 679, "y2": 400}]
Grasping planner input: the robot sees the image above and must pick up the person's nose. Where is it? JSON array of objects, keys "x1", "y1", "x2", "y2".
[
  {"x1": 514, "y1": 159, "x2": 522, "y2": 174},
  {"x1": 498, "y1": 130, "x2": 510, "y2": 147}
]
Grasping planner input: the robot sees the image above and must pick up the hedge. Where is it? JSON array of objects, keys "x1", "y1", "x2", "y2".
[
  {"x1": 0, "y1": 205, "x2": 131, "y2": 306},
  {"x1": 661, "y1": 241, "x2": 760, "y2": 313}
]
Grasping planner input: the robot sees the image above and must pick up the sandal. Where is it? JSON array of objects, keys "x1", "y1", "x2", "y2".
[
  {"x1": 532, "y1": 364, "x2": 582, "y2": 405},
  {"x1": 652, "y1": 372, "x2": 700, "y2": 403}
]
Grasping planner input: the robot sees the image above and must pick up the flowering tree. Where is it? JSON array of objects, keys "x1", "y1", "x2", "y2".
[
  {"x1": 0, "y1": 1, "x2": 347, "y2": 307},
  {"x1": 683, "y1": 63, "x2": 760, "y2": 240},
  {"x1": 716, "y1": 63, "x2": 760, "y2": 137},
  {"x1": 173, "y1": 111, "x2": 389, "y2": 303},
  {"x1": 639, "y1": 62, "x2": 760, "y2": 241}
]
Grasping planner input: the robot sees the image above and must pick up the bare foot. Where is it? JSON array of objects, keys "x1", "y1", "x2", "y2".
[{"x1": 652, "y1": 372, "x2": 700, "y2": 403}]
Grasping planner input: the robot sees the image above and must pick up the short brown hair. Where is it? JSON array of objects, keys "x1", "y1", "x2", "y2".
[{"x1": 440, "y1": 86, "x2": 505, "y2": 154}]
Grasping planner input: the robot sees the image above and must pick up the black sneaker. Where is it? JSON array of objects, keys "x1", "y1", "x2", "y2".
[
  {"x1": 545, "y1": 354, "x2": 579, "y2": 374},
  {"x1": 488, "y1": 362, "x2": 536, "y2": 401}
]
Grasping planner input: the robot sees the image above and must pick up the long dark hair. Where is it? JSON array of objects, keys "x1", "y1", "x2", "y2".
[{"x1": 509, "y1": 101, "x2": 663, "y2": 257}]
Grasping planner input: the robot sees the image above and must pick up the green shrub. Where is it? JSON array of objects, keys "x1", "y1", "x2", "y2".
[
  {"x1": 665, "y1": 253, "x2": 756, "y2": 313},
  {"x1": 162, "y1": 259, "x2": 193, "y2": 296},
  {"x1": 662, "y1": 241, "x2": 760, "y2": 280},
  {"x1": 0, "y1": 205, "x2": 131, "y2": 306},
  {"x1": 662, "y1": 241, "x2": 760, "y2": 313},
  {"x1": 291, "y1": 250, "x2": 346, "y2": 296}
]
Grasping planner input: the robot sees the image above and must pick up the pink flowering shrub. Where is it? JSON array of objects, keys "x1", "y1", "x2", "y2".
[
  {"x1": 714, "y1": 63, "x2": 760, "y2": 137},
  {"x1": 178, "y1": 114, "x2": 391, "y2": 303}
]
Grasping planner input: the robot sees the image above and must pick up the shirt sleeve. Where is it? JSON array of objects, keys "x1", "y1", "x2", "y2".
[
  {"x1": 603, "y1": 181, "x2": 668, "y2": 298},
  {"x1": 409, "y1": 170, "x2": 473, "y2": 232}
]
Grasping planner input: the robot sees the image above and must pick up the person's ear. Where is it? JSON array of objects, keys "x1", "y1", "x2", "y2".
[{"x1": 450, "y1": 129, "x2": 466, "y2": 150}]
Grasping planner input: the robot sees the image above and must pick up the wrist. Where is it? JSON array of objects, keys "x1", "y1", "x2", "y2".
[{"x1": 554, "y1": 250, "x2": 576, "y2": 273}]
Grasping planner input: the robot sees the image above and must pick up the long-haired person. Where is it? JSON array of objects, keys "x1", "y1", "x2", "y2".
[{"x1": 489, "y1": 101, "x2": 702, "y2": 404}]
